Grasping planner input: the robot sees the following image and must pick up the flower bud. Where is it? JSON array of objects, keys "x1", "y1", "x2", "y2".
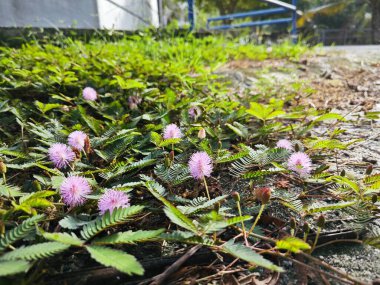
[
  {"x1": 128, "y1": 96, "x2": 142, "y2": 110},
  {"x1": 366, "y1": 164, "x2": 373, "y2": 175},
  {"x1": 317, "y1": 214, "x2": 325, "y2": 228},
  {"x1": 0, "y1": 160, "x2": 6, "y2": 174},
  {"x1": 169, "y1": 150, "x2": 175, "y2": 161},
  {"x1": 255, "y1": 187, "x2": 271, "y2": 204},
  {"x1": 72, "y1": 148, "x2": 81, "y2": 159},
  {"x1": 294, "y1": 143, "x2": 300, "y2": 152},
  {"x1": 214, "y1": 202, "x2": 220, "y2": 213},
  {"x1": 32, "y1": 180, "x2": 42, "y2": 192},
  {"x1": 372, "y1": 194, "x2": 378, "y2": 204},
  {"x1": 198, "y1": 128, "x2": 206, "y2": 139},
  {"x1": 84, "y1": 136, "x2": 92, "y2": 154},
  {"x1": 290, "y1": 217, "x2": 296, "y2": 229},
  {"x1": 164, "y1": 156, "x2": 171, "y2": 168},
  {"x1": 61, "y1": 105, "x2": 70, "y2": 112},
  {"x1": 231, "y1": 191, "x2": 240, "y2": 202},
  {"x1": 340, "y1": 169, "x2": 345, "y2": 177},
  {"x1": 303, "y1": 222, "x2": 310, "y2": 234}
]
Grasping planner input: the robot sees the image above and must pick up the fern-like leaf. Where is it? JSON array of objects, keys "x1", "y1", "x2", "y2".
[
  {"x1": 0, "y1": 184, "x2": 24, "y2": 198},
  {"x1": 178, "y1": 195, "x2": 228, "y2": 215},
  {"x1": 0, "y1": 260, "x2": 31, "y2": 276},
  {"x1": 154, "y1": 163, "x2": 191, "y2": 186},
  {"x1": 202, "y1": 215, "x2": 252, "y2": 234},
  {"x1": 92, "y1": 229, "x2": 165, "y2": 245},
  {"x1": 0, "y1": 242, "x2": 69, "y2": 261},
  {"x1": 222, "y1": 240, "x2": 284, "y2": 272},
  {"x1": 363, "y1": 173, "x2": 380, "y2": 185},
  {"x1": 160, "y1": 231, "x2": 214, "y2": 246},
  {"x1": 42, "y1": 232, "x2": 85, "y2": 246},
  {"x1": 99, "y1": 159, "x2": 156, "y2": 180},
  {"x1": 0, "y1": 214, "x2": 45, "y2": 251},
  {"x1": 306, "y1": 201, "x2": 356, "y2": 214},
  {"x1": 80, "y1": 206, "x2": 144, "y2": 240}
]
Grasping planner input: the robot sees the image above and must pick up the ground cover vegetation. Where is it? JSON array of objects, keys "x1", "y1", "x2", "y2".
[{"x1": 0, "y1": 33, "x2": 378, "y2": 284}]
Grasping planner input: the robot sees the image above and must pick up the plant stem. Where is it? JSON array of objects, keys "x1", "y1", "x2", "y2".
[
  {"x1": 247, "y1": 204, "x2": 265, "y2": 237},
  {"x1": 236, "y1": 199, "x2": 248, "y2": 245},
  {"x1": 203, "y1": 176, "x2": 210, "y2": 200},
  {"x1": 311, "y1": 227, "x2": 321, "y2": 252},
  {"x1": 2, "y1": 173, "x2": 6, "y2": 184}
]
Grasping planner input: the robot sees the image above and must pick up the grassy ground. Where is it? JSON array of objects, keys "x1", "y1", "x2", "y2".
[{"x1": 0, "y1": 34, "x2": 378, "y2": 284}]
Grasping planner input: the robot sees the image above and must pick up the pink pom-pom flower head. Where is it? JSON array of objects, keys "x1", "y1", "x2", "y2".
[
  {"x1": 163, "y1": 124, "x2": 183, "y2": 140},
  {"x1": 82, "y1": 87, "x2": 97, "y2": 101},
  {"x1": 98, "y1": 189, "x2": 130, "y2": 215},
  {"x1": 68, "y1": 131, "x2": 88, "y2": 151},
  {"x1": 60, "y1": 176, "x2": 92, "y2": 207},
  {"x1": 287, "y1": 152, "x2": 312, "y2": 177},
  {"x1": 188, "y1": 106, "x2": 201, "y2": 119},
  {"x1": 48, "y1": 143, "x2": 76, "y2": 169},
  {"x1": 188, "y1": 151, "x2": 213, "y2": 180},
  {"x1": 276, "y1": 139, "x2": 293, "y2": 151}
]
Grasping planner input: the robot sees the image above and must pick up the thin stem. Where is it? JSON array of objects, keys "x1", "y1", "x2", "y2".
[
  {"x1": 236, "y1": 199, "x2": 248, "y2": 245},
  {"x1": 235, "y1": 225, "x2": 368, "y2": 285},
  {"x1": 2, "y1": 173, "x2": 6, "y2": 184},
  {"x1": 203, "y1": 176, "x2": 211, "y2": 200},
  {"x1": 314, "y1": 239, "x2": 363, "y2": 250},
  {"x1": 311, "y1": 227, "x2": 321, "y2": 252},
  {"x1": 247, "y1": 204, "x2": 265, "y2": 237}
]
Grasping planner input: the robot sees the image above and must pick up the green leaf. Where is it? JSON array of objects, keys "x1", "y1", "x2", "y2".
[
  {"x1": 222, "y1": 240, "x2": 284, "y2": 272},
  {"x1": 34, "y1": 101, "x2": 62, "y2": 114},
  {"x1": 93, "y1": 229, "x2": 165, "y2": 245},
  {"x1": 364, "y1": 236, "x2": 380, "y2": 249},
  {"x1": 159, "y1": 138, "x2": 181, "y2": 147},
  {"x1": 164, "y1": 207, "x2": 198, "y2": 233},
  {"x1": 225, "y1": 123, "x2": 248, "y2": 138},
  {"x1": 364, "y1": 173, "x2": 380, "y2": 185},
  {"x1": 80, "y1": 206, "x2": 144, "y2": 240},
  {"x1": 0, "y1": 214, "x2": 45, "y2": 251},
  {"x1": 77, "y1": 105, "x2": 102, "y2": 135},
  {"x1": 143, "y1": 177, "x2": 198, "y2": 233},
  {"x1": 306, "y1": 201, "x2": 356, "y2": 214},
  {"x1": 59, "y1": 215, "x2": 90, "y2": 230},
  {"x1": 150, "y1": 131, "x2": 162, "y2": 146},
  {"x1": 178, "y1": 195, "x2": 228, "y2": 215},
  {"x1": 314, "y1": 113, "x2": 346, "y2": 122},
  {"x1": 0, "y1": 260, "x2": 31, "y2": 276},
  {"x1": 327, "y1": 176, "x2": 360, "y2": 193},
  {"x1": 246, "y1": 102, "x2": 284, "y2": 121},
  {"x1": 202, "y1": 215, "x2": 252, "y2": 233},
  {"x1": 276, "y1": 237, "x2": 311, "y2": 253},
  {"x1": 86, "y1": 246, "x2": 144, "y2": 275},
  {"x1": 42, "y1": 232, "x2": 84, "y2": 246},
  {"x1": 51, "y1": 176, "x2": 65, "y2": 189},
  {"x1": 0, "y1": 242, "x2": 70, "y2": 261},
  {"x1": 364, "y1": 111, "x2": 380, "y2": 120},
  {"x1": 160, "y1": 231, "x2": 214, "y2": 246},
  {"x1": 0, "y1": 184, "x2": 24, "y2": 198},
  {"x1": 114, "y1": 76, "x2": 146, "y2": 89}
]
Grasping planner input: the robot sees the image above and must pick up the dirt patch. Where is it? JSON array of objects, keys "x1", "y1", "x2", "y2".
[{"x1": 216, "y1": 45, "x2": 380, "y2": 284}]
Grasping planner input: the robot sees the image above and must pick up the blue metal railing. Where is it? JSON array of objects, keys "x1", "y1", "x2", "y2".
[{"x1": 187, "y1": 0, "x2": 298, "y2": 42}]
